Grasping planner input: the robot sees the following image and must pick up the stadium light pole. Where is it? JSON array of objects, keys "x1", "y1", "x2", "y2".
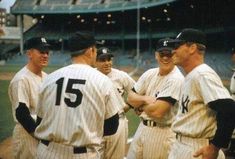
[
  {"x1": 136, "y1": 0, "x2": 140, "y2": 67},
  {"x1": 19, "y1": 15, "x2": 24, "y2": 55}
]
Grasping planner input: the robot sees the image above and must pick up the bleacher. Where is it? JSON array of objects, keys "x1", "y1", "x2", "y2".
[
  {"x1": 6, "y1": 51, "x2": 70, "y2": 66},
  {"x1": 11, "y1": 0, "x2": 177, "y2": 14}
]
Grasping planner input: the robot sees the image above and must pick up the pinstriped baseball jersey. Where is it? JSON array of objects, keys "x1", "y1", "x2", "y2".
[
  {"x1": 107, "y1": 68, "x2": 135, "y2": 97},
  {"x1": 127, "y1": 65, "x2": 184, "y2": 159},
  {"x1": 172, "y1": 64, "x2": 232, "y2": 138},
  {"x1": 107, "y1": 68, "x2": 135, "y2": 109},
  {"x1": 230, "y1": 71, "x2": 235, "y2": 100},
  {"x1": 8, "y1": 66, "x2": 47, "y2": 159},
  {"x1": 9, "y1": 66, "x2": 47, "y2": 122},
  {"x1": 102, "y1": 68, "x2": 135, "y2": 159},
  {"x1": 35, "y1": 64, "x2": 121, "y2": 147},
  {"x1": 134, "y1": 66, "x2": 184, "y2": 125},
  {"x1": 230, "y1": 71, "x2": 235, "y2": 139}
]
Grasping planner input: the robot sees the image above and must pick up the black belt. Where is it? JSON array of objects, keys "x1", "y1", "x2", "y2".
[
  {"x1": 142, "y1": 119, "x2": 170, "y2": 127},
  {"x1": 41, "y1": 140, "x2": 87, "y2": 154}
]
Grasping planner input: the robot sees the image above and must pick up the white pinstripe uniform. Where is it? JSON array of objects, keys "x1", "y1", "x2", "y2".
[
  {"x1": 230, "y1": 68, "x2": 235, "y2": 139},
  {"x1": 169, "y1": 64, "x2": 230, "y2": 159},
  {"x1": 34, "y1": 64, "x2": 121, "y2": 159},
  {"x1": 8, "y1": 66, "x2": 47, "y2": 159},
  {"x1": 127, "y1": 66, "x2": 184, "y2": 159},
  {"x1": 101, "y1": 68, "x2": 135, "y2": 159},
  {"x1": 230, "y1": 70, "x2": 235, "y2": 100}
]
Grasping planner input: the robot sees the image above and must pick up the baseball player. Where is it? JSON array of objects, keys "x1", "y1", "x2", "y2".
[
  {"x1": 168, "y1": 28, "x2": 235, "y2": 159},
  {"x1": 95, "y1": 47, "x2": 136, "y2": 159},
  {"x1": 126, "y1": 38, "x2": 184, "y2": 159},
  {"x1": 8, "y1": 37, "x2": 50, "y2": 159},
  {"x1": 34, "y1": 32, "x2": 122, "y2": 159},
  {"x1": 228, "y1": 47, "x2": 235, "y2": 155}
]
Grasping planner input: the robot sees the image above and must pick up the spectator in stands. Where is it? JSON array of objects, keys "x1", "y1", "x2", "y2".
[
  {"x1": 95, "y1": 47, "x2": 136, "y2": 159},
  {"x1": 0, "y1": 27, "x2": 5, "y2": 36},
  {"x1": 8, "y1": 37, "x2": 50, "y2": 159}
]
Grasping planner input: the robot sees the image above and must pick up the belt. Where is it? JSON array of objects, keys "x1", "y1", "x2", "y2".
[
  {"x1": 175, "y1": 133, "x2": 211, "y2": 143},
  {"x1": 142, "y1": 119, "x2": 170, "y2": 127},
  {"x1": 41, "y1": 140, "x2": 87, "y2": 154}
]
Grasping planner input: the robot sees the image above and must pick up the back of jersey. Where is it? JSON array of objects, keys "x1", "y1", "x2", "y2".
[{"x1": 35, "y1": 64, "x2": 120, "y2": 147}]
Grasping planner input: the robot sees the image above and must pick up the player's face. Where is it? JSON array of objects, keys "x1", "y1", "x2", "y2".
[
  {"x1": 232, "y1": 53, "x2": 235, "y2": 63},
  {"x1": 96, "y1": 57, "x2": 113, "y2": 75},
  {"x1": 28, "y1": 48, "x2": 49, "y2": 69},
  {"x1": 156, "y1": 50, "x2": 174, "y2": 74},
  {"x1": 172, "y1": 43, "x2": 191, "y2": 66}
]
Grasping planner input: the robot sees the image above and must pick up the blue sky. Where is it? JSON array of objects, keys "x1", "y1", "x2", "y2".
[{"x1": 0, "y1": 0, "x2": 16, "y2": 13}]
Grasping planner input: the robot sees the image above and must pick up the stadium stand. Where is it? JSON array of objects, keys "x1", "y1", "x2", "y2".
[{"x1": 7, "y1": 0, "x2": 235, "y2": 81}]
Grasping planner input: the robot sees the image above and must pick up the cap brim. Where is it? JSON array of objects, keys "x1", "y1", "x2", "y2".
[
  {"x1": 96, "y1": 40, "x2": 105, "y2": 45},
  {"x1": 167, "y1": 39, "x2": 185, "y2": 44},
  {"x1": 157, "y1": 47, "x2": 172, "y2": 52},
  {"x1": 97, "y1": 53, "x2": 114, "y2": 59},
  {"x1": 35, "y1": 44, "x2": 50, "y2": 52}
]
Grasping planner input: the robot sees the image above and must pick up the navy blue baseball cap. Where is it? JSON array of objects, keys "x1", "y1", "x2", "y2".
[
  {"x1": 97, "y1": 47, "x2": 114, "y2": 60},
  {"x1": 68, "y1": 31, "x2": 103, "y2": 54},
  {"x1": 156, "y1": 38, "x2": 173, "y2": 52},
  {"x1": 169, "y1": 28, "x2": 206, "y2": 47},
  {"x1": 25, "y1": 37, "x2": 50, "y2": 52}
]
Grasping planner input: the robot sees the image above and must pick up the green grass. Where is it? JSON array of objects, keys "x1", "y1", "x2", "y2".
[
  {"x1": 0, "y1": 80, "x2": 14, "y2": 142},
  {"x1": 126, "y1": 110, "x2": 140, "y2": 137},
  {"x1": 0, "y1": 64, "x2": 140, "y2": 142}
]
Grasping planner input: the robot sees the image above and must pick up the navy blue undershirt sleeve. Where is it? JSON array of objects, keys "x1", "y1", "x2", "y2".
[
  {"x1": 103, "y1": 113, "x2": 119, "y2": 136},
  {"x1": 15, "y1": 102, "x2": 37, "y2": 133},
  {"x1": 208, "y1": 99, "x2": 235, "y2": 148},
  {"x1": 157, "y1": 97, "x2": 177, "y2": 106}
]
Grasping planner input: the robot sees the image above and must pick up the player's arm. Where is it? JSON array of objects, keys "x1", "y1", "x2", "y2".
[
  {"x1": 15, "y1": 102, "x2": 37, "y2": 133},
  {"x1": 143, "y1": 97, "x2": 176, "y2": 118},
  {"x1": 208, "y1": 98, "x2": 235, "y2": 148},
  {"x1": 194, "y1": 98, "x2": 235, "y2": 158},
  {"x1": 127, "y1": 88, "x2": 155, "y2": 108},
  {"x1": 103, "y1": 113, "x2": 119, "y2": 136}
]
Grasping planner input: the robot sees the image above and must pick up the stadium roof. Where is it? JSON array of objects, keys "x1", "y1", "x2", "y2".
[{"x1": 11, "y1": 0, "x2": 177, "y2": 14}]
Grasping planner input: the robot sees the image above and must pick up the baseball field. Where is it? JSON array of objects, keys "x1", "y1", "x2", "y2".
[{"x1": 0, "y1": 64, "x2": 140, "y2": 158}]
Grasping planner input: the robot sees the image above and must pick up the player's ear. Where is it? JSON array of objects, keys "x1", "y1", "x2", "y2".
[
  {"x1": 26, "y1": 49, "x2": 33, "y2": 59},
  {"x1": 189, "y1": 43, "x2": 197, "y2": 55}
]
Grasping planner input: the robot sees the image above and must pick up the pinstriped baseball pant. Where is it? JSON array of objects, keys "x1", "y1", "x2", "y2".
[
  {"x1": 127, "y1": 122, "x2": 175, "y2": 159},
  {"x1": 12, "y1": 124, "x2": 38, "y2": 159},
  {"x1": 101, "y1": 116, "x2": 128, "y2": 159},
  {"x1": 168, "y1": 135, "x2": 225, "y2": 159},
  {"x1": 36, "y1": 141, "x2": 100, "y2": 159}
]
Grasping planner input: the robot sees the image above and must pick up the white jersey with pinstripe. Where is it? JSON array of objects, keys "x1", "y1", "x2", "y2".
[
  {"x1": 127, "y1": 66, "x2": 184, "y2": 159},
  {"x1": 169, "y1": 64, "x2": 231, "y2": 159},
  {"x1": 230, "y1": 71, "x2": 235, "y2": 100},
  {"x1": 229, "y1": 69, "x2": 235, "y2": 139},
  {"x1": 35, "y1": 64, "x2": 121, "y2": 159},
  {"x1": 102, "y1": 68, "x2": 135, "y2": 159},
  {"x1": 8, "y1": 66, "x2": 47, "y2": 159}
]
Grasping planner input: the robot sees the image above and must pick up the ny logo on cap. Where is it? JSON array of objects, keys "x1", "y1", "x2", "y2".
[
  {"x1": 41, "y1": 38, "x2": 47, "y2": 43},
  {"x1": 102, "y1": 48, "x2": 108, "y2": 54},
  {"x1": 176, "y1": 33, "x2": 182, "y2": 39},
  {"x1": 163, "y1": 40, "x2": 168, "y2": 46}
]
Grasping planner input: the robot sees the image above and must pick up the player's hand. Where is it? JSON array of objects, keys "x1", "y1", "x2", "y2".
[
  {"x1": 143, "y1": 96, "x2": 156, "y2": 105},
  {"x1": 134, "y1": 106, "x2": 144, "y2": 116},
  {"x1": 193, "y1": 144, "x2": 219, "y2": 159}
]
